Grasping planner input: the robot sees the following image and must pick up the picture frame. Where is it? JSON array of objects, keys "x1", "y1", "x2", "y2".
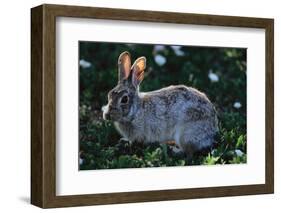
[{"x1": 31, "y1": 4, "x2": 274, "y2": 208}]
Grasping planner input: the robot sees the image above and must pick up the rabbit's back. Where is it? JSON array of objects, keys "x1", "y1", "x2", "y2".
[{"x1": 140, "y1": 85, "x2": 216, "y2": 122}]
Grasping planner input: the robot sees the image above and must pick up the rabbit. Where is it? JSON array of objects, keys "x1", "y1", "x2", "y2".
[{"x1": 102, "y1": 51, "x2": 218, "y2": 158}]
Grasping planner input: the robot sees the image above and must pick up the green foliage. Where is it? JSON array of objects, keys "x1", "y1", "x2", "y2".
[{"x1": 79, "y1": 42, "x2": 247, "y2": 170}]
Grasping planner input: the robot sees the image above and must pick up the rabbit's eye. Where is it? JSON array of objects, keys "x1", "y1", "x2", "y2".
[{"x1": 120, "y1": 95, "x2": 129, "y2": 104}]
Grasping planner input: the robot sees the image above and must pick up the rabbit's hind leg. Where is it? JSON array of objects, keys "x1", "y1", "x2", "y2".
[
  {"x1": 181, "y1": 141, "x2": 197, "y2": 161},
  {"x1": 180, "y1": 126, "x2": 214, "y2": 161}
]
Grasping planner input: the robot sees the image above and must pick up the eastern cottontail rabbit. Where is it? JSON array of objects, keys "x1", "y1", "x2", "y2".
[{"x1": 102, "y1": 51, "x2": 218, "y2": 157}]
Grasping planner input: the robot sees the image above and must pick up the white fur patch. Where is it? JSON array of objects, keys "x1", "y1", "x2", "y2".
[{"x1": 102, "y1": 104, "x2": 109, "y2": 120}]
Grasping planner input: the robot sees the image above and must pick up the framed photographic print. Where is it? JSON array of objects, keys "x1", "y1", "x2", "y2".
[{"x1": 31, "y1": 4, "x2": 274, "y2": 208}]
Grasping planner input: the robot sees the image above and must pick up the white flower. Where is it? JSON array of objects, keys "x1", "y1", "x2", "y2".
[
  {"x1": 235, "y1": 149, "x2": 244, "y2": 157},
  {"x1": 233, "y1": 102, "x2": 242, "y2": 109},
  {"x1": 171, "y1": 45, "x2": 185, "y2": 56},
  {"x1": 154, "y1": 54, "x2": 166, "y2": 66},
  {"x1": 153, "y1": 45, "x2": 166, "y2": 52},
  {"x1": 208, "y1": 71, "x2": 219, "y2": 82},
  {"x1": 79, "y1": 59, "x2": 92, "y2": 69},
  {"x1": 79, "y1": 158, "x2": 84, "y2": 165}
]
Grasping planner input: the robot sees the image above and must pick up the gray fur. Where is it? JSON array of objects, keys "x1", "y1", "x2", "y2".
[{"x1": 102, "y1": 52, "x2": 218, "y2": 157}]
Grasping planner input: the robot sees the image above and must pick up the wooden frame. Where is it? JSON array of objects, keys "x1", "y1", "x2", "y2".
[{"x1": 31, "y1": 4, "x2": 274, "y2": 208}]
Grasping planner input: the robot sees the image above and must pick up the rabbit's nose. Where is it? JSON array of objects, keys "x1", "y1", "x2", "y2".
[
  {"x1": 103, "y1": 111, "x2": 111, "y2": 120},
  {"x1": 102, "y1": 105, "x2": 111, "y2": 120},
  {"x1": 102, "y1": 105, "x2": 108, "y2": 112}
]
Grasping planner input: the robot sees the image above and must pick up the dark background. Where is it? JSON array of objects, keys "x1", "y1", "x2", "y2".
[{"x1": 79, "y1": 42, "x2": 247, "y2": 170}]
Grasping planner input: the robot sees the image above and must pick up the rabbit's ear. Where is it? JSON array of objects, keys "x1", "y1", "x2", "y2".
[
  {"x1": 132, "y1": 57, "x2": 146, "y2": 87},
  {"x1": 118, "y1": 51, "x2": 131, "y2": 82}
]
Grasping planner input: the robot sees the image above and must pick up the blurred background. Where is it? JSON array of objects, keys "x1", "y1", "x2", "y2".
[{"x1": 79, "y1": 42, "x2": 246, "y2": 170}]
